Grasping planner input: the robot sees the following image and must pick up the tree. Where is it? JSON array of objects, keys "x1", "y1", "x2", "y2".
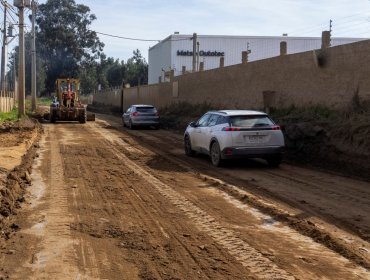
[
  {"x1": 36, "y1": 0, "x2": 104, "y2": 93},
  {"x1": 126, "y1": 49, "x2": 148, "y2": 87}
]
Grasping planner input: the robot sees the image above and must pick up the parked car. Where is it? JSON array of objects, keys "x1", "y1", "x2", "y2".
[
  {"x1": 122, "y1": 105, "x2": 160, "y2": 129},
  {"x1": 184, "y1": 110, "x2": 285, "y2": 167}
]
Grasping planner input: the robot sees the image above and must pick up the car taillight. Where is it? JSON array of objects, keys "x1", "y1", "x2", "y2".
[
  {"x1": 131, "y1": 112, "x2": 138, "y2": 116},
  {"x1": 222, "y1": 127, "x2": 241, "y2": 131},
  {"x1": 272, "y1": 125, "x2": 281, "y2": 130},
  {"x1": 225, "y1": 148, "x2": 233, "y2": 155},
  {"x1": 155, "y1": 112, "x2": 160, "y2": 116}
]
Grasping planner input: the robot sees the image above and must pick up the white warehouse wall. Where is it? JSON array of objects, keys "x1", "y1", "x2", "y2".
[
  {"x1": 148, "y1": 34, "x2": 365, "y2": 84},
  {"x1": 148, "y1": 37, "x2": 172, "y2": 85}
]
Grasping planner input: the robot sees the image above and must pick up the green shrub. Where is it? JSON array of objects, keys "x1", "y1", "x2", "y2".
[{"x1": 0, "y1": 107, "x2": 18, "y2": 123}]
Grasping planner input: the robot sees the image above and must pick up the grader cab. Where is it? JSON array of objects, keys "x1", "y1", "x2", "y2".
[{"x1": 50, "y1": 78, "x2": 87, "y2": 123}]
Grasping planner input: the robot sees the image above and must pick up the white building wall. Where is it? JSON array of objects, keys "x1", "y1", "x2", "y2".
[
  {"x1": 148, "y1": 35, "x2": 366, "y2": 84},
  {"x1": 148, "y1": 37, "x2": 172, "y2": 85}
]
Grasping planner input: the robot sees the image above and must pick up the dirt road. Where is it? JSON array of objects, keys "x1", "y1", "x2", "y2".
[{"x1": 1, "y1": 114, "x2": 370, "y2": 279}]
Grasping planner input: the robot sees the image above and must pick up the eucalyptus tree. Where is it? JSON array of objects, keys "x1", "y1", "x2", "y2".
[{"x1": 36, "y1": 0, "x2": 104, "y2": 93}]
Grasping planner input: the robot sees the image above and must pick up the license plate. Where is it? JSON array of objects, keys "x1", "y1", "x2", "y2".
[{"x1": 247, "y1": 135, "x2": 265, "y2": 143}]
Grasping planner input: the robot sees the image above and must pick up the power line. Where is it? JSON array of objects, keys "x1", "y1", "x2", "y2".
[
  {"x1": 288, "y1": 13, "x2": 370, "y2": 36},
  {"x1": 333, "y1": 21, "x2": 370, "y2": 35},
  {"x1": 96, "y1": 31, "x2": 192, "y2": 42},
  {"x1": 96, "y1": 32, "x2": 161, "y2": 42}
]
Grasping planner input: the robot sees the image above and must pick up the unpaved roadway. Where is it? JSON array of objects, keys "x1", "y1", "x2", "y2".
[{"x1": 1, "y1": 114, "x2": 370, "y2": 279}]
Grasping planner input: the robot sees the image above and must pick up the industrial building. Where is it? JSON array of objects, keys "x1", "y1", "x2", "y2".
[{"x1": 148, "y1": 34, "x2": 365, "y2": 84}]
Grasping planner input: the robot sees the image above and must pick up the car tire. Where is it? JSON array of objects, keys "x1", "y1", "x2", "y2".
[
  {"x1": 129, "y1": 120, "x2": 135, "y2": 130},
  {"x1": 184, "y1": 136, "x2": 195, "y2": 157},
  {"x1": 267, "y1": 155, "x2": 282, "y2": 167},
  {"x1": 210, "y1": 142, "x2": 223, "y2": 167}
]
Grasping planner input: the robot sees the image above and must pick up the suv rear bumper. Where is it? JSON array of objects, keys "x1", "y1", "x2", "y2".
[{"x1": 221, "y1": 146, "x2": 284, "y2": 159}]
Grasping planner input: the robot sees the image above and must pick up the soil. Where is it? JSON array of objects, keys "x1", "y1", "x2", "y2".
[
  {"x1": 276, "y1": 110, "x2": 370, "y2": 181},
  {"x1": 0, "y1": 119, "x2": 41, "y2": 251},
  {"x1": 0, "y1": 114, "x2": 369, "y2": 279}
]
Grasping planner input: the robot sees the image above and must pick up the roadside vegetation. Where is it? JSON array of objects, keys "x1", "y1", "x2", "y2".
[
  {"x1": 0, "y1": 98, "x2": 46, "y2": 124},
  {"x1": 37, "y1": 97, "x2": 51, "y2": 106},
  {"x1": 271, "y1": 105, "x2": 370, "y2": 180},
  {"x1": 0, "y1": 107, "x2": 18, "y2": 123}
]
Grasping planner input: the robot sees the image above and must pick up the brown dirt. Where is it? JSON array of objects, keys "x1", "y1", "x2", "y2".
[
  {"x1": 278, "y1": 112, "x2": 370, "y2": 181},
  {"x1": 0, "y1": 114, "x2": 369, "y2": 279},
  {"x1": 0, "y1": 119, "x2": 41, "y2": 250}
]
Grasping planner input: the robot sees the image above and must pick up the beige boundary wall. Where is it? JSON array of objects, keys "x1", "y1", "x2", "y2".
[
  {"x1": 0, "y1": 91, "x2": 15, "y2": 113},
  {"x1": 92, "y1": 39, "x2": 370, "y2": 112}
]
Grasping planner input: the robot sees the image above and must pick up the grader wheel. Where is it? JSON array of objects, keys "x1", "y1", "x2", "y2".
[{"x1": 79, "y1": 109, "x2": 87, "y2": 124}]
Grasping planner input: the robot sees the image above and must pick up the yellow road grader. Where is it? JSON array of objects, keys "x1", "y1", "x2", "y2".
[{"x1": 50, "y1": 78, "x2": 90, "y2": 123}]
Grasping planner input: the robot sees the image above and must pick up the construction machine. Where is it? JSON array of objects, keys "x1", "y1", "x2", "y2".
[{"x1": 50, "y1": 78, "x2": 88, "y2": 123}]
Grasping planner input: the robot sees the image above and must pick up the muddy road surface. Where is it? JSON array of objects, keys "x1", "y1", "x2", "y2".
[{"x1": 1, "y1": 114, "x2": 370, "y2": 279}]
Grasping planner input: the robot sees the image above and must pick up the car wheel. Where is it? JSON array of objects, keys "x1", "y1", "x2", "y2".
[
  {"x1": 129, "y1": 120, "x2": 135, "y2": 130},
  {"x1": 267, "y1": 155, "x2": 282, "y2": 167},
  {"x1": 184, "y1": 136, "x2": 196, "y2": 157},
  {"x1": 210, "y1": 142, "x2": 223, "y2": 167}
]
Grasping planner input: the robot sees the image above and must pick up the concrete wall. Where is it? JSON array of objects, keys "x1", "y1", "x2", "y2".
[
  {"x1": 0, "y1": 91, "x2": 15, "y2": 113},
  {"x1": 92, "y1": 87, "x2": 122, "y2": 108},
  {"x1": 93, "y1": 39, "x2": 370, "y2": 112}
]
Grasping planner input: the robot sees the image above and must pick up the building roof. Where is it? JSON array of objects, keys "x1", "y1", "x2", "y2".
[{"x1": 149, "y1": 34, "x2": 367, "y2": 51}]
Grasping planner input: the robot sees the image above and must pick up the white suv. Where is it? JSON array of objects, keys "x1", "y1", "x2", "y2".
[{"x1": 184, "y1": 110, "x2": 285, "y2": 167}]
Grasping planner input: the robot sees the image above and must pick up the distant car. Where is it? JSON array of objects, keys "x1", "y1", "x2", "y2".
[
  {"x1": 122, "y1": 104, "x2": 160, "y2": 129},
  {"x1": 184, "y1": 110, "x2": 285, "y2": 167}
]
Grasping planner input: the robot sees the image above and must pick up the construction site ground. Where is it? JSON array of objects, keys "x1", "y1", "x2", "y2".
[{"x1": 0, "y1": 113, "x2": 370, "y2": 279}]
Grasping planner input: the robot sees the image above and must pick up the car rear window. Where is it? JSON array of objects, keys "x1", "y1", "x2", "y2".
[
  {"x1": 230, "y1": 115, "x2": 274, "y2": 127},
  {"x1": 136, "y1": 106, "x2": 156, "y2": 113}
]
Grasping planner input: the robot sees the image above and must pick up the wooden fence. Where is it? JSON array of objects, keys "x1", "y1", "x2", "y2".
[{"x1": 0, "y1": 91, "x2": 15, "y2": 113}]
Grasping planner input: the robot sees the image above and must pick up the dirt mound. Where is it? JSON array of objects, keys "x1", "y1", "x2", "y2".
[
  {"x1": 0, "y1": 118, "x2": 36, "y2": 133},
  {"x1": 159, "y1": 101, "x2": 218, "y2": 132},
  {"x1": 0, "y1": 120, "x2": 41, "y2": 242},
  {"x1": 275, "y1": 109, "x2": 370, "y2": 181}
]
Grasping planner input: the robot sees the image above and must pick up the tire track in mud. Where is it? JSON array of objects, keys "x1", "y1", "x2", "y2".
[
  {"x1": 13, "y1": 125, "x2": 96, "y2": 279},
  {"x1": 63, "y1": 125, "x2": 249, "y2": 279},
  {"x1": 90, "y1": 124, "x2": 297, "y2": 280},
  {"x1": 102, "y1": 119, "x2": 370, "y2": 269},
  {"x1": 91, "y1": 119, "x2": 370, "y2": 278}
]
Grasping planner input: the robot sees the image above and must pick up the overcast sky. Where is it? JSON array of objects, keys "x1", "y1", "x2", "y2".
[{"x1": 36, "y1": 0, "x2": 370, "y2": 61}]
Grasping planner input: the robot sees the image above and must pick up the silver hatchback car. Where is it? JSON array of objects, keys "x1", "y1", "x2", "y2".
[
  {"x1": 122, "y1": 105, "x2": 160, "y2": 129},
  {"x1": 184, "y1": 110, "x2": 285, "y2": 167}
]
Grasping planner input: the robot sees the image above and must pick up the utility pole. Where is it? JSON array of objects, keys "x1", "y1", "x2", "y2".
[
  {"x1": 14, "y1": 0, "x2": 31, "y2": 117},
  {"x1": 196, "y1": 41, "x2": 200, "y2": 72},
  {"x1": 192, "y1": 33, "x2": 197, "y2": 72},
  {"x1": 18, "y1": 3, "x2": 25, "y2": 117},
  {"x1": 31, "y1": 0, "x2": 36, "y2": 111},
  {"x1": 1, "y1": 0, "x2": 7, "y2": 91}
]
